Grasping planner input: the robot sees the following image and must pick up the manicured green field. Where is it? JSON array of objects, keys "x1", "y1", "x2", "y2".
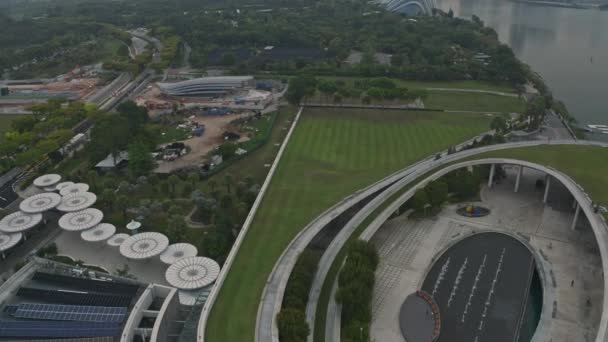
[{"x1": 205, "y1": 108, "x2": 493, "y2": 342}]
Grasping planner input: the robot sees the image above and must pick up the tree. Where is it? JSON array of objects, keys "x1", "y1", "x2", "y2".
[
  {"x1": 223, "y1": 173, "x2": 233, "y2": 194},
  {"x1": 490, "y1": 115, "x2": 507, "y2": 133},
  {"x1": 116, "y1": 195, "x2": 129, "y2": 219},
  {"x1": 286, "y1": 75, "x2": 317, "y2": 105},
  {"x1": 277, "y1": 308, "x2": 310, "y2": 342},
  {"x1": 117, "y1": 101, "x2": 149, "y2": 135},
  {"x1": 167, "y1": 215, "x2": 188, "y2": 242},
  {"x1": 168, "y1": 175, "x2": 180, "y2": 196},
  {"x1": 188, "y1": 171, "x2": 199, "y2": 187},
  {"x1": 410, "y1": 189, "x2": 429, "y2": 212},
  {"x1": 426, "y1": 180, "x2": 448, "y2": 207},
  {"x1": 317, "y1": 79, "x2": 337, "y2": 101},
  {"x1": 128, "y1": 141, "x2": 155, "y2": 176},
  {"x1": 89, "y1": 115, "x2": 130, "y2": 164},
  {"x1": 218, "y1": 143, "x2": 238, "y2": 160},
  {"x1": 101, "y1": 188, "x2": 115, "y2": 210}
]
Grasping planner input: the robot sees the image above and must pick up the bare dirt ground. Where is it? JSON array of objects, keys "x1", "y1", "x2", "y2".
[{"x1": 154, "y1": 113, "x2": 252, "y2": 173}]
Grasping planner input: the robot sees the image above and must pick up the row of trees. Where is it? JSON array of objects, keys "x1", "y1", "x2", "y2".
[
  {"x1": 336, "y1": 240, "x2": 379, "y2": 342},
  {"x1": 277, "y1": 249, "x2": 321, "y2": 342}
]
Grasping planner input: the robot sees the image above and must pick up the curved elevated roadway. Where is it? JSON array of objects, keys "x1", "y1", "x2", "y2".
[
  {"x1": 327, "y1": 157, "x2": 608, "y2": 342},
  {"x1": 251, "y1": 139, "x2": 608, "y2": 342}
]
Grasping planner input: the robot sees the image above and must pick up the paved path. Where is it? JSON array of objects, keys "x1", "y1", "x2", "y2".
[{"x1": 425, "y1": 87, "x2": 520, "y2": 98}]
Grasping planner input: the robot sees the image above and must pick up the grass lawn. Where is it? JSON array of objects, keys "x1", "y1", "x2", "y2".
[
  {"x1": 424, "y1": 91, "x2": 525, "y2": 113},
  {"x1": 471, "y1": 145, "x2": 608, "y2": 205},
  {"x1": 205, "y1": 108, "x2": 493, "y2": 342},
  {"x1": 0, "y1": 114, "x2": 26, "y2": 135}
]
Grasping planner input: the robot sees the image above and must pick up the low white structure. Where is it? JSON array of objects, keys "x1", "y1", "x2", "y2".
[
  {"x1": 160, "y1": 243, "x2": 198, "y2": 265},
  {"x1": 0, "y1": 211, "x2": 42, "y2": 233},
  {"x1": 33, "y1": 174, "x2": 61, "y2": 188},
  {"x1": 119, "y1": 232, "x2": 169, "y2": 260},
  {"x1": 55, "y1": 181, "x2": 74, "y2": 192},
  {"x1": 59, "y1": 183, "x2": 90, "y2": 196},
  {"x1": 81, "y1": 223, "x2": 116, "y2": 242},
  {"x1": 0, "y1": 232, "x2": 22, "y2": 257},
  {"x1": 58, "y1": 208, "x2": 104, "y2": 231},
  {"x1": 165, "y1": 256, "x2": 220, "y2": 290},
  {"x1": 19, "y1": 192, "x2": 61, "y2": 213},
  {"x1": 107, "y1": 233, "x2": 130, "y2": 247},
  {"x1": 126, "y1": 220, "x2": 142, "y2": 233},
  {"x1": 57, "y1": 192, "x2": 97, "y2": 212}
]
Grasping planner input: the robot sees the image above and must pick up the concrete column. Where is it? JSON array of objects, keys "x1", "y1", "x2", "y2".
[
  {"x1": 467, "y1": 165, "x2": 474, "y2": 173},
  {"x1": 572, "y1": 202, "x2": 581, "y2": 231},
  {"x1": 514, "y1": 166, "x2": 523, "y2": 193},
  {"x1": 488, "y1": 164, "x2": 495, "y2": 188},
  {"x1": 543, "y1": 176, "x2": 551, "y2": 203},
  {"x1": 572, "y1": 197, "x2": 578, "y2": 209}
]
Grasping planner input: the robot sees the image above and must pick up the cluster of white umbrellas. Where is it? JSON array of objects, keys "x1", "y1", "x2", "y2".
[{"x1": 1, "y1": 173, "x2": 221, "y2": 290}]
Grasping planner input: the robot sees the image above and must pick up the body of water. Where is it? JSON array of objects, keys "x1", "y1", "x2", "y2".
[{"x1": 436, "y1": 0, "x2": 608, "y2": 129}]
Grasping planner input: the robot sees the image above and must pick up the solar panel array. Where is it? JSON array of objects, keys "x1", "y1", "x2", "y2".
[
  {"x1": 0, "y1": 321, "x2": 121, "y2": 338},
  {"x1": 11, "y1": 304, "x2": 127, "y2": 323},
  {"x1": 32, "y1": 272, "x2": 139, "y2": 295},
  {"x1": 17, "y1": 287, "x2": 133, "y2": 307}
]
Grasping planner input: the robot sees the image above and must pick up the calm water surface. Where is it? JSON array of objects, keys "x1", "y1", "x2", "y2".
[{"x1": 436, "y1": 0, "x2": 608, "y2": 128}]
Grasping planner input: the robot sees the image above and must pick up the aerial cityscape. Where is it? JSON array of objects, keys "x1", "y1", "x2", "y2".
[{"x1": 0, "y1": 0, "x2": 607, "y2": 341}]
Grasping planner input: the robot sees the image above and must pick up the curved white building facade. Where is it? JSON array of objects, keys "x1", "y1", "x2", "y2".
[{"x1": 157, "y1": 76, "x2": 254, "y2": 97}]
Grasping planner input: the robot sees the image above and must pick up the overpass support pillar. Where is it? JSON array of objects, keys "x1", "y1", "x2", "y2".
[
  {"x1": 467, "y1": 165, "x2": 474, "y2": 173},
  {"x1": 572, "y1": 202, "x2": 580, "y2": 231},
  {"x1": 488, "y1": 164, "x2": 495, "y2": 188},
  {"x1": 543, "y1": 176, "x2": 551, "y2": 203},
  {"x1": 515, "y1": 166, "x2": 523, "y2": 193}
]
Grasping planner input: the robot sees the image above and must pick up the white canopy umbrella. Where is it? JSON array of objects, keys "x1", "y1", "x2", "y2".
[
  {"x1": 160, "y1": 243, "x2": 198, "y2": 265},
  {"x1": 58, "y1": 208, "x2": 104, "y2": 232},
  {"x1": 19, "y1": 192, "x2": 62, "y2": 213},
  {"x1": 126, "y1": 220, "x2": 142, "y2": 233},
  {"x1": 164, "y1": 256, "x2": 220, "y2": 290},
  {"x1": 119, "y1": 232, "x2": 169, "y2": 260},
  {"x1": 55, "y1": 181, "x2": 75, "y2": 192},
  {"x1": 81, "y1": 223, "x2": 117, "y2": 242},
  {"x1": 0, "y1": 211, "x2": 42, "y2": 233},
  {"x1": 43, "y1": 186, "x2": 58, "y2": 192},
  {"x1": 57, "y1": 192, "x2": 97, "y2": 212},
  {"x1": 0, "y1": 232, "x2": 23, "y2": 258},
  {"x1": 33, "y1": 174, "x2": 61, "y2": 188},
  {"x1": 107, "y1": 233, "x2": 130, "y2": 247},
  {"x1": 59, "y1": 183, "x2": 90, "y2": 196}
]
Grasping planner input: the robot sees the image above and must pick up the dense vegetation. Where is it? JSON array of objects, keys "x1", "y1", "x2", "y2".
[
  {"x1": 3, "y1": 0, "x2": 527, "y2": 86},
  {"x1": 0, "y1": 100, "x2": 95, "y2": 174},
  {"x1": 336, "y1": 240, "x2": 378, "y2": 342}
]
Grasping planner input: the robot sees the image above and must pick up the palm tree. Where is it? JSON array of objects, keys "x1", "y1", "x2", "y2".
[
  {"x1": 223, "y1": 173, "x2": 233, "y2": 194},
  {"x1": 168, "y1": 174, "x2": 180, "y2": 196}
]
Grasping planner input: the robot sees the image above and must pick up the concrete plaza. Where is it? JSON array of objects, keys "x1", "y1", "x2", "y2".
[{"x1": 370, "y1": 166, "x2": 603, "y2": 342}]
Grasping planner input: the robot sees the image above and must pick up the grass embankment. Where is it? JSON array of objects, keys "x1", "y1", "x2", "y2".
[
  {"x1": 471, "y1": 145, "x2": 608, "y2": 204},
  {"x1": 205, "y1": 108, "x2": 492, "y2": 342},
  {"x1": 305, "y1": 76, "x2": 525, "y2": 113}
]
